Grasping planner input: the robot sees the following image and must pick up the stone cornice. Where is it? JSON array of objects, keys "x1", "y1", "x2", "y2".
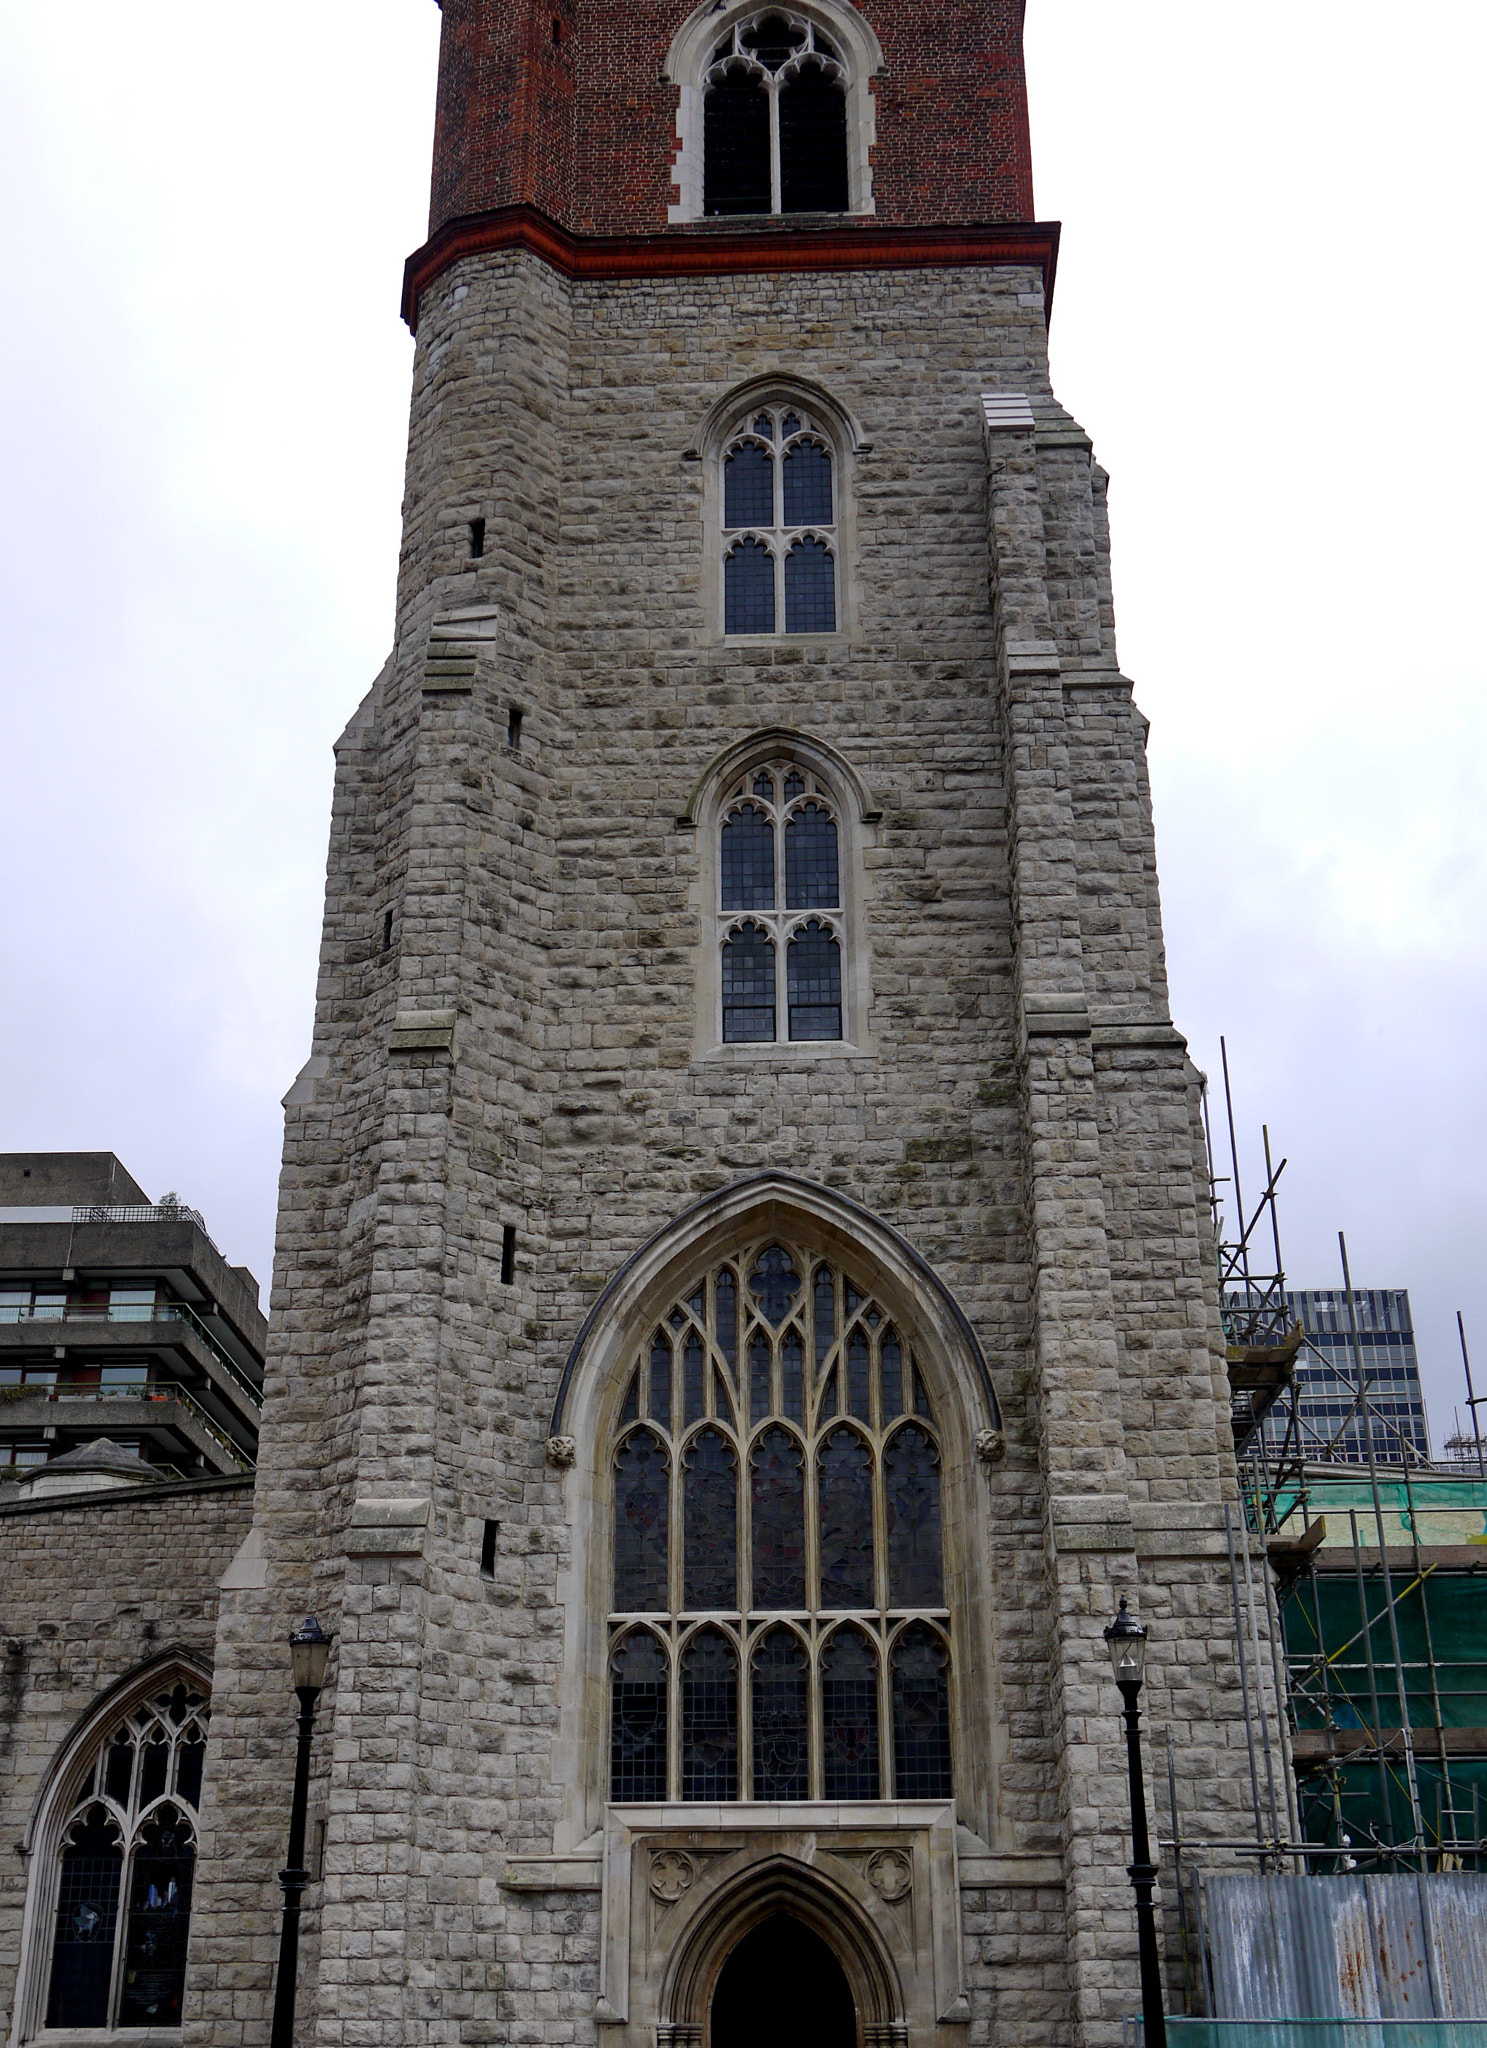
[{"x1": 402, "y1": 203, "x2": 1060, "y2": 332}]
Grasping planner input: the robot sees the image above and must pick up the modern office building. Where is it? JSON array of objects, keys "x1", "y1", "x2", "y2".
[
  {"x1": 1250, "y1": 1288, "x2": 1431, "y2": 1466},
  {"x1": 0, "y1": 1153, "x2": 265, "y2": 1483}
]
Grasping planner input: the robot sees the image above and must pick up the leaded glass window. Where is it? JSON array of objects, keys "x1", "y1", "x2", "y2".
[
  {"x1": 704, "y1": 14, "x2": 848, "y2": 218},
  {"x1": 717, "y1": 761, "x2": 846, "y2": 1045},
  {"x1": 720, "y1": 407, "x2": 837, "y2": 636},
  {"x1": 608, "y1": 1238, "x2": 951, "y2": 1801},
  {"x1": 43, "y1": 1681, "x2": 209, "y2": 2033}
]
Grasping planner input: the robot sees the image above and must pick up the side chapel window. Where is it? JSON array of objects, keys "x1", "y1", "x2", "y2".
[
  {"x1": 704, "y1": 12, "x2": 849, "y2": 217},
  {"x1": 42, "y1": 1682, "x2": 208, "y2": 2032},
  {"x1": 723, "y1": 406, "x2": 837, "y2": 635},
  {"x1": 719, "y1": 761, "x2": 843, "y2": 1044},
  {"x1": 609, "y1": 1240, "x2": 952, "y2": 1803}
]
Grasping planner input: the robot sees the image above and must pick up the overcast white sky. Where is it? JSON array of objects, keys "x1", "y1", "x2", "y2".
[{"x1": 2, "y1": 4, "x2": 1483, "y2": 1448}]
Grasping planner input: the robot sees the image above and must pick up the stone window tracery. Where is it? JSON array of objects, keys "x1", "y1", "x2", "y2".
[
  {"x1": 607, "y1": 1238, "x2": 952, "y2": 1803},
  {"x1": 718, "y1": 760, "x2": 843, "y2": 1044},
  {"x1": 704, "y1": 12, "x2": 849, "y2": 217},
  {"x1": 722, "y1": 407, "x2": 838, "y2": 636},
  {"x1": 38, "y1": 1680, "x2": 209, "y2": 2034}
]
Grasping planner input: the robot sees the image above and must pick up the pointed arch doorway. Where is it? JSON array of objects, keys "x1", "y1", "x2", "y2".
[{"x1": 712, "y1": 1914, "x2": 856, "y2": 2048}]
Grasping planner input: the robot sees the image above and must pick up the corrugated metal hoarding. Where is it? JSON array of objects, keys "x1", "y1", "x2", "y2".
[{"x1": 1197, "y1": 1875, "x2": 1487, "y2": 2021}]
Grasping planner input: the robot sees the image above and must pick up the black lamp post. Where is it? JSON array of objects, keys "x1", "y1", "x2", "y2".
[
  {"x1": 1104, "y1": 1597, "x2": 1167, "y2": 2048},
  {"x1": 269, "y1": 1616, "x2": 332, "y2": 2048}
]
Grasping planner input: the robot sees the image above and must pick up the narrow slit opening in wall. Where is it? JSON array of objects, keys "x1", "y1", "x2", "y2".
[
  {"x1": 501, "y1": 1224, "x2": 517, "y2": 1285},
  {"x1": 468, "y1": 517, "x2": 485, "y2": 559},
  {"x1": 381, "y1": 909, "x2": 393, "y2": 952},
  {"x1": 481, "y1": 1519, "x2": 499, "y2": 1580},
  {"x1": 507, "y1": 705, "x2": 524, "y2": 751},
  {"x1": 551, "y1": 17, "x2": 562, "y2": 44}
]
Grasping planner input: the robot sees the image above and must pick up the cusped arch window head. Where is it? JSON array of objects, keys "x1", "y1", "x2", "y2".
[
  {"x1": 722, "y1": 406, "x2": 839, "y2": 636},
  {"x1": 718, "y1": 760, "x2": 844, "y2": 1044},
  {"x1": 606, "y1": 1236, "x2": 953, "y2": 1803},
  {"x1": 704, "y1": 11, "x2": 849, "y2": 216}
]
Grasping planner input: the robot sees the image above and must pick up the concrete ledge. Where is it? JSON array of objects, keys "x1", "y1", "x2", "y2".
[
  {"x1": 1050, "y1": 1493, "x2": 1135, "y2": 1552},
  {"x1": 345, "y1": 1495, "x2": 430, "y2": 1557},
  {"x1": 958, "y1": 1854, "x2": 1064, "y2": 1887},
  {"x1": 1132, "y1": 1500, "x2": 1230, "y2": 1559},
  {"x1": 501, "y1": 1855, "x2": 604, "y2": 1891},
  {"x1": 1022, "y1": 991, "x2": 1091, "y2": 1038},
  {"x1": 390, "y1": 1010, "x2": 456, "y2": 1052}
]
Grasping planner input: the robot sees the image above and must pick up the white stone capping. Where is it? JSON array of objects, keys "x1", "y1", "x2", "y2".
[
  {"x1": 281, "y1": 1053, "x2": 330, "y2": 1108},
  {"x1": 1021, "y1": 991, "x2": 1092, "y2": 1037},
  {"x1": 389, "y1": 1008, "x2": 456, "y2": 1052},
  {"x1": 980, "y1": 391, "x2": 1036, "y2": 432}
]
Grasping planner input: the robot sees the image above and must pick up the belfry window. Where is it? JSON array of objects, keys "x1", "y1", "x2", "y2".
[
  {"x1": 40, "y1": 1682, "x2": 209, "y2": 2032},
  {"x1": 722, "y1": 407, "x2": 838, "y2": 635},
  {"x1": 704, "y1": 13, "x2": 849, "y2": 217},
  {"x1": 719, "y1": 762, "x2": 843, "y2": 1043},
  {"x1": 608, "y1": 1239, "x2": 952, "y2": 1803}
]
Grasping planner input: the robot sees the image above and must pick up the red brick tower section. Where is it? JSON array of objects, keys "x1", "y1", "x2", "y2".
[{"x1": 408, "y1": 0, "x2": 1050, "y2": 327}]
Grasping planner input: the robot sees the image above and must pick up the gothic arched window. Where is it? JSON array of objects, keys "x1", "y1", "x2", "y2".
[
  {"x1": 39, "y1": 1680, "x2": 209, "y2": 2032},
  {"x1": 719, "y1": 762, "x2": 843, "y2": 1043},
  {"x1": 722, "y1": 407, "x2": 838, "y2": 636},
  {"x1": 704, "y1": 12, "x2": 849, "y2": 216},
  {"x1": 607, "y1": 1238, "x2": 952, "y2": 1802}
]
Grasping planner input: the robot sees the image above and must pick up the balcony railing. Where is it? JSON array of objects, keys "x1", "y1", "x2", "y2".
[
  {"x1": 0, "y1": 1300, "x2": 262, "y2": 1409},
  {"x1": 0, "y1": 1380, "x2": 254, "y2": 1470}
]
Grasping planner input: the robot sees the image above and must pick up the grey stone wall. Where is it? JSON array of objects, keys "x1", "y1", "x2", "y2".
[
  {"x1": 183, "y1": 252, "x2": 1278, "y2": 2048},
  {"x1": 0, "y1": 1476, "x2": 252, "y2": 2040}
]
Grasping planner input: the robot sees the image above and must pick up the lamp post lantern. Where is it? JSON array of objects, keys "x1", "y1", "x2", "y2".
[
  {"x1": 1104, "y1": 1597, "x2": 1167, "y2": 2048},
  {"x1": 270, "y1": 1615, "x2": 332, "y2": 2048}
]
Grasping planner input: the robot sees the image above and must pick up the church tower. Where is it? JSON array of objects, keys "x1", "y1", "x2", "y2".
[{"x1": 188, "y1": 6, "x2": 1273, "y2": 2046}]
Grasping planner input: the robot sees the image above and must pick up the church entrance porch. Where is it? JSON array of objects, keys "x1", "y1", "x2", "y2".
[{"x1": 712, "y1": 1914, "x2": 856, "y2": 2048}]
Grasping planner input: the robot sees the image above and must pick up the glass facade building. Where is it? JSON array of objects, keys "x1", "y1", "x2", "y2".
[{"x1": 1249, "y1": 1287, "x2": 1431, "y2": 1465}]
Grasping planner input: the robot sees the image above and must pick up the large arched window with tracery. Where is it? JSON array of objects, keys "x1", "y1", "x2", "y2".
[
  {"x1": 718, "y1": 759, "x2": 843, "y2": 1043},
  {"x1": 39, "y1": 1680, "x2": 208, "y2": 2032},
  {"x1": 704, "y1": 12, "x2": 849, "y2": 217},
  {"x1": 722, "y1": 404, "x2": 838, "y2": 636},
  {"x1": 608, "y1": 1238, "x2": 952, "y2": 1803}
]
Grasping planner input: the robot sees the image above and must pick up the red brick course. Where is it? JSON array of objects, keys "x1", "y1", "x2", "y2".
[{"x1": 429, "y1": 0, "x2": 1035, "y2": 240}]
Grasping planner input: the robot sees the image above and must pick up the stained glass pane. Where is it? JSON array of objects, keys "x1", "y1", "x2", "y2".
[
  {"x1": 787, "y1": 921, "x2": 842, "y2": 1040},
  {"x1": 684, "y1": 1335, "x2": 705, "y2": 1425},
  {"x1": 716, "y1": 1268, "x2": 738, "y2": 1372},
  {"x1": 140, "y1": 1738, "x2": 169, "y2": 1807},
  {"x1": 782, "y1": 441, "x2": 833, "y2": 526},
  {"x1": 175, "y1": 1738, "x2": 205, "y2": 1811},
  {"x1": 784, "y1": 538, "x2": 836, "y2": 633},
  {"x1": 751, "y1": 1426, "x2": 805, "y2": 1608},
  {"x1": 781, "y1": 1334, "x2": 804, "y2": 1423},
  {"x1": 117, "y1": 1809, "x2": 194, "y2": 2028},
  {"x1": 892, "y1": 1625, "x2": 952, "y2": 1798},
  {"x1": 885, "y1": 1425, "x2": 943, "y2": 1608},
  {"x1": 610, "y1": 1632, "x2": 667, "y2": 1801},
  {"x1": 104, "y1": 1735, "x2": 133, "y2": 1807},
  {"x1": 753, "y1": 414, "x2": 773, "y2": 438},
  {"x1": 721, "y1": 804, "x2": 775, "y2": 910},
  {"x1": 724, "y1": 442, "x2": 774, "y2": 528},
  {"x1": 814, "y1": 1266, "x2": 835, "y2": 1386},
  {"x1": 705, "y1": 72, "x2": 771, "y2": 216},
  {"x1": 818, "y1": 1428, "x2": 874, "y2": 1609},
  {"x1": 750, "y1": 1333, "x2": 772, "y2": 1426},
  {"x1": 726, "y1": 539, "x2": 776, "y2": 633},
  {"x1": 847, "y1": 1332, "x2": 870, "y2": 1420},
  {"x1": 46, "y1": 1809, "x2": 122, "y2": 2029},
  {"x1": 649, "y1": 1336, "x2": 672, "y2": 1428},
  {"x1": 753, "y1": 770, "x2": 775, "y2": 799},
  {"x1": 781, "y1": 413, "x2": 803, "y2": 438},
  {"x1": 620, "y1": 1372, "x2": 639, "y2": 1424},
  {"x1": 882, "y1": 1331, "x2": 905, "y2": 1418},
  {"x1": 750, "y1": 1246, "x2": 800, "y2": 1324},
  {"x1": 614, "y1": 1430, "x2": 669, "y2": 1611},
  {"x1": 785, "y1": 803, "x2": 839, "y2": 908},
  {"x1": 780, "y1": 67, "x2": 849, "y2": 212},
  {"x1": 784, "y1": 769, "x2": 805, "y2": 799},
  {"x1": 822, "y1": 1627, "x2": 880, "y2": 1799},
  {"x1": 722, "y1": 926, "x2": 776, "y2": 1043},
  {"x1": 681, "y1": 1628, "x2": 739, "y2": 1800},
  {"x1": 684, "y1": 1428, "x2": 738, "y2": 1611},
  {"x1": 913, "y1": 1367, "x2": 933, "y2": 1419},
  {"x1": 751, "y1": 1628, "x2": 808, "y2": 1799}
]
